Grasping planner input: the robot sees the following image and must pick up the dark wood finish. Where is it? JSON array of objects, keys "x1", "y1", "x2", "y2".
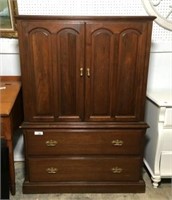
[
  {"x1": 0, "y1": 76, "x2": 21, "y2": 82},
  {"x1": 54, "y1": 23, "x2": 85, "y2": 121},
  {"x1": 85, "y1": 21, "x2": 149, "y2": 121},
  {"x1": 0, "y1": 81, "x2": 23, "y2": 195},
  {"x1": 17, "y1": 15, "x2": 155, "y2": 193},
  {"x1": 17, "y1": 17, "x2": 154, "y2": 123},
  {"x1": 18, "y1": 21, "x2": 84, "y2": 122},
  {"x1": 25, "y1": 129, "x2": 144, "y2": 155},
  {"x1": 21, "y1": 121, "x2": 148, "y2": 129},
  {"x1": 16, "y1": 15, "x2": 155, "y2": 21},
  {"x1": 23, "y1": 181, "x2": 145, "y2": 194},
  {"x1": 28, "y1": 156, "x2": 142, "y2": 182}
]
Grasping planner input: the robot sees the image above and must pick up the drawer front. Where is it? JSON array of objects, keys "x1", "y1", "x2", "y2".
[
  {"x1": 164, "y1": 108, "x2": 172, "y2": 127},
  {"x1": 28, "y1": 157, "x2": 142, "y2": 182},
  {"x1": 162, "y1": 129, "x2": 172, "y2": 151},
  {"x1": 25, "y1": 129, "x2": 144, "y2": 155},
  {"x1": 160, "y1": 152, "x2": 172, "y2": 176}
]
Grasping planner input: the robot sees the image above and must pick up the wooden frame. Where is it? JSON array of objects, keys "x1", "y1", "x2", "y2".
[{"x1": 0, "y1": 0, "x2": 18, "y2": 38}]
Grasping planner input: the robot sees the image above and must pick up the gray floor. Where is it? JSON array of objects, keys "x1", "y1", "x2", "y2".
[{"x1": 11, "y1": 162, "x2": 172, "y2": 200}]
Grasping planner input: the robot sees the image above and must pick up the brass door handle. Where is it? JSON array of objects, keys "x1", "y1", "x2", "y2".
[
  {"x1": 46, "y1": 140, "x2": 58, "y2": 147},
  {"x1": 46, "y1": 167, "x2": 58, "y2": 174},
  {"x1": 111, "y1": 167, "x2": 123, "y2": 174},
  {"x1": 80, "y1": 67, "x2": 83, "y2": 77},
  {"x1": 112, "y1": 139, "x2": 123, "y2": 146},
  {"x1": 87, "y1": 68, "x2": 90, "y2": 77}
]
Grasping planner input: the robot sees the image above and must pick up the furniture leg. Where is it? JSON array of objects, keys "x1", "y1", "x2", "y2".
[
  {"x1": 151, "y1": 176, "x2": 161, "y2": 188},
  {"x1": 6, "y1": 139, "x2": 16, "y2": 195}
]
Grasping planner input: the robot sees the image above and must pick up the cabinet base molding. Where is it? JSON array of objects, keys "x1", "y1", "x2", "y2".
[{"x1": 23, "y1": 180, "x2": 145, "y2": 194}]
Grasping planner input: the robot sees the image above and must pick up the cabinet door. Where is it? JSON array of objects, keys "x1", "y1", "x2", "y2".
[
  {"x1": 54, "y1": 23, "x2": 85, "y2": 121},
  {"x1": 19, "y1": 21, "x2": 55, "y2": 121},
  {"x1": 18, "y1": 21, "x2": 84, "y2": 122},
  {"x1": 85, "y1": 22, "x2": 149, "y2": 121}
]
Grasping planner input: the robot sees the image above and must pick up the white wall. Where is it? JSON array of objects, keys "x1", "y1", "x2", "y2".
[
  {"x1": 148, "y1": 40, "x2": 172, "y2": 94},
  {"x1": 0, "y1": 0, "x2": 171, "y2": 161},
  {"x1": 0, "y1": 39, "x2": 21, "y2": 76}
]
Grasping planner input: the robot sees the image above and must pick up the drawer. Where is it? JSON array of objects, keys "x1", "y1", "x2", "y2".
[
  {"x1": 164, "y1": 108, "x2": 172, "y2": 127},
  {"x1": 160, "y1": 152, "x2": 172, "y2": 176},
  {"x1": 25, "y1": 129, "x2": 144, "y2": 155},
  {"x1": 161, "y1": 129, "x2": 172, "y2": 151},
  {"x1": 28, "y1": 156, "x2": 142, "y2": 182}
]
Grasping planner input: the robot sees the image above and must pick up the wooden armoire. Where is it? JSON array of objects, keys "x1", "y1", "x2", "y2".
[{"x1": 17, "y1": 15, "x2": 155, "y2": 193}]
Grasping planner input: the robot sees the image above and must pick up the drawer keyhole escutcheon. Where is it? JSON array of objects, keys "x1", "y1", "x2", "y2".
[
  {"x1": 46, "y1": 167, "x2": 58, "y2": 174},
  {"x1": 46, "y1": 140, "x2": 58, "y2": 147},
  {"x1": 111, "y1": 167, "x2": 123, "y2": 174},
  {"x1": 112, "y1": 139, "x2": 123, "y2": 146}
]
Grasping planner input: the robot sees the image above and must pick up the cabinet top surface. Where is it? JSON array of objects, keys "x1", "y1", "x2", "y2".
[
  {"x1": 16, "y1": 15, "x2": 156, "y2": 21},
  {"x1": 147, "y1": 91, "x2": 172, "y2": 107}
]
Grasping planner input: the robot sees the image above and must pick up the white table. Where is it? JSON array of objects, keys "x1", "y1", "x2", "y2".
[{"x1": 144, "y1": 90, "x2": 172, "y2": 188}]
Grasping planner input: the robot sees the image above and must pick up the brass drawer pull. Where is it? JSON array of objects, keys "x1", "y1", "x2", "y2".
[
  {"x1": 111, "y1": 167, "x2": 123, "y2": 174},
  {"x1": 87, "y1": 68, "x2": 90, "y2": 77},
  {"x1": 112, "y1": 139, "x2": 123, "y2": 146},
  {"x1": 80, "y1": 67, "x2": 84, "y2": 77},
  {"x1": 46, "y1": 167, "x2": 58, "y2": 174},
  {"x1": 46, "y1": 140, "x2": 58, "y2": 147}
]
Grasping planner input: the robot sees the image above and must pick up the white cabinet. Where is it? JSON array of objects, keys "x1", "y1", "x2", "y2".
[{"x1": 144, "y1": 91, "x2": 172, "y2": 188}]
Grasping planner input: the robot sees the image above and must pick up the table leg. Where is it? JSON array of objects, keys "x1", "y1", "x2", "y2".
[{"x1": 6, "y1": 139, "x2": 16, "y2": 195}]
